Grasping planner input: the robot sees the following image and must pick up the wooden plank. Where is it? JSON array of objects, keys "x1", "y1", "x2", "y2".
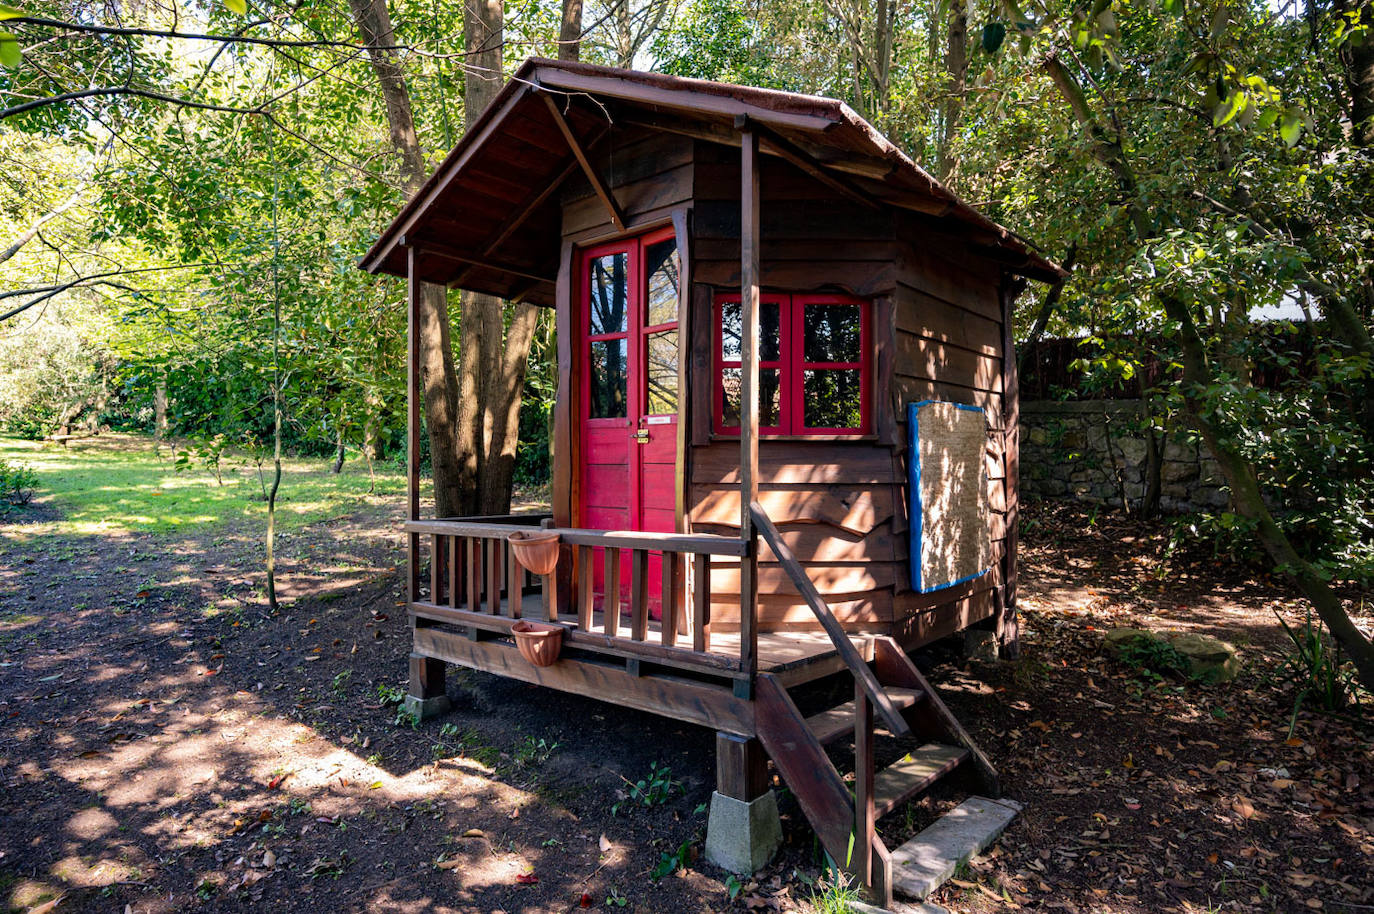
[
  {"x1": 673, "y1": 206, "x2": 693, "y2": 536},
  {"x1": 692, "y1": 258, "x2": 896, "y2": 297},
  {"x1": 430, "y1": 534, "x2": 441, "y2": 604},
  {"x1": 486, "y1": 539, "x2": 500, "y2": 615},
  {"x1": 872, "y1": 743, "x2": 968, "y2": 819},
  {"x1": 413, "y1": 626, "x2": 754, "y2": 736},
  {"x1": 689, "y1": 283, "x2": 714, "y2": 447},
  {"x1": 805, "y1": 687, "x2": 923, "y2": 745},
  {"x1": 708, "y1": 561, "x2": 899, "y2": 596},
  {"x1": 404, "y1": 235, "x2": 556, "y2": 285},
  {"x1": 692, "y1": 488, "x2": 893, "y2": 536},
  {"x1": 543, "y1": 93, "x2": 625, "y2": 231},
  {"x1": 1000, "y1": 276, "x2": 1025, "y2": 657},
  {"x1": 875, "y1": 295, "x2": 896, "y2": 446},
  {"x1": 691, "y1": 441, "x2": 896, "y2": 485},
  {"x1": 694, "y1": 521, "x2": 897, "y2": 564},
  {"x1": 466, "y1": 538, "x2": 479, "y2": 612},
  {"x1": 895, "y1": 331, "x2": 1003, "y2": 394},
  {"x1": 404, "y1": 521, "x2": 747, "y2": 556},
  {"x1": 661, "y1": 552, "x2": 680, "y2": 647},
  {"x1": 855, "y1": 683, "x2": 875, "y2": 884},
  {"x1": 751, "y1": 502, "x2": 909, "y2": 736},
  {"x1": 604, "y1": 548, "x2": 622, "y2": 637},
  {"x1": 895, "y1": 287, "x2": 1003, "y2": 356},
  {"x1": 693, "y1": 555, "x2": 711, "y2": 653},
  {"x1": 561, "y1": 163, "x2": 693, "y2": 236},
  {"x1": 553, "y1": 240, "x2": 576, "y2": 529},
  {"x1": 576, "y1": 545, "x2": 593, "y2": 630},
  {"x1": 630, "y1": 550, "x2": 649, "y2": 641},
  {"x1": 890, "y1": 589, "x2": 999, "y2": 648},
  {"x1": 507, "y1": 541, "x2": 522, "y2": 618},
  {"x1": 754, "y1": 674, "x2": 855, "y2": 864},
  {"x1": 448, "y1": 535, "x2": 460, "y2": 610}
]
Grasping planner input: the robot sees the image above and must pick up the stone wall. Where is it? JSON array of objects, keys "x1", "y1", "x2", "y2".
[{"x1": 1020, "y1": 400, "x2": 1230, "y2": 514}]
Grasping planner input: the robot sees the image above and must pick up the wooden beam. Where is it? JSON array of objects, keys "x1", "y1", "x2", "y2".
[
  {"x1": 450, "y1": 154, "x2": 587, "y2": 290},
  {"x1": 542, "y1": 93, "x2": 626, "y2": 232},
  {"x1": 753, "y1": 122, "x2": 880, "y2": 211},
  {"x1": 402, "y1": 235, "x2": 557, "y2": 285},
  {"x1": 413, "y1": 626, "x2": 755, "y2": 736},
  {"x1": 406, "y1": 248, "x2": 422, "y2": 605},
  {"x1": 738, "y1": 122, "x2": 760, "y2": 690}
]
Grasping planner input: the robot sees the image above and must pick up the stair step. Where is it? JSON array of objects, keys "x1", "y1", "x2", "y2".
[
  {"x1": 873, "y1": 743, "x2": 968, "y2": 818},
  {"x1": 804, "y1": 687, "x2": 924, "y2": 744},
  {"x1": 890, "y1": 796, "x2": 1023, "y2": 900}
]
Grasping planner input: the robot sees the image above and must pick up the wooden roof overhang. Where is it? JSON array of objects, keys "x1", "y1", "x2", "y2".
[{"x1": 359, "y1": 59, "x2": 1066, "y2": 303}]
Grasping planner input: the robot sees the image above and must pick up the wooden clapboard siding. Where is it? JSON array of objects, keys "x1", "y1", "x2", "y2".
[
  {"x1": 560, "y1": 131, "x2": 696, "y2": 237},
  {"x1": 694, "y1": 521, "x2": 896, "y2": 563},
  {"x1": 693, "y1": 441, "x2": 895, "y2": 485},
  {"x1": 692, "y1": 487, "x2": 895, "y2": 537}
]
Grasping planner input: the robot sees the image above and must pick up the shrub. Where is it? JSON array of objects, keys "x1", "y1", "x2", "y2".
[
  {"x1": 1115, "y1": 633, "x2": 1189, "y2": 680},
  {"x1": 0, "y1": 459, "x2": 38, "y2": 506}
]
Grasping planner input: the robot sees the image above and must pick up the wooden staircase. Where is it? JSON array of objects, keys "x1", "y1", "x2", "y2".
[{"x1": 750, "y1": 504, "x2": 1015, "y2": 907}]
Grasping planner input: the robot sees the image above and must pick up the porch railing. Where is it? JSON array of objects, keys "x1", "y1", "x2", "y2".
[{"x1": 403, "y1": 517, "x2": 752, "y2": 677}]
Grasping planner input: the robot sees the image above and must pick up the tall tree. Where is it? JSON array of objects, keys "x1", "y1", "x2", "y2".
[
  {"x1": 348, "y1": 0, "x2": 467, "y2": 517},
  {"x1": 560, "y1": 0, "x2": 584, "y2": 59},
  {"x1": 457, "y1": 0, "x2": 541, "y2": 514}
]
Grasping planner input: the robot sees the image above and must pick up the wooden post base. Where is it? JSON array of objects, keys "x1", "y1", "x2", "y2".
[{"x1": 406, "y1": 651, "x2": 451, "y2": 719}]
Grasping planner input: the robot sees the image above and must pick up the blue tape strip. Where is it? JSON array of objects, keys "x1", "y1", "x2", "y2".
[{"x1": 908, "y1": 400, "x2": 992, "y2": 594}]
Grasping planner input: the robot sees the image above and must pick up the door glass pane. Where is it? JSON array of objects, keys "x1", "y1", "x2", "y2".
[
  {"x1": 645, "y1": 239, "x2": 680, "y2": 327},
  {"x1": 721, "y1": 367, "x2": 781, "y2": 428},
  {"x1": 588, "y1": 253, "x2": 628, "y2": 336},
  {"x1": 720, "y1": 301, "x2": 781, "y2": 362},
  {"x1": 803, "y1": 303, "x2": 861, "y2": 363},
  {"x1": 803, "y1": 369, "x2": 862, "y2": 428},
  {"x1": 589, "y1": 339, "x2": 627, "y2": 418},
  {"x1": 646, "y1": 329, "x2": 679, "y2": 415}
]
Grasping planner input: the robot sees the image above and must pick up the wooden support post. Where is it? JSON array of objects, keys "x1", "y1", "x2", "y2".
[
  {"x1": 576, "y1": 545, "x2": 593, "y2": 630},
  {"x1": 854, "y1": 682, "x2": 875, "y2": 884},
  {"x1": 604, "y1": 548, "x2": 621, "y2": 637},
  {"x1": 998, "y1": 275, "x2": 1027, "y2": 659},
  {"x1": 408, "y1": 651, "x2": 446, "y2": 701},
  {"x1": 660, "y1": 552, "x2": 679, "y2": 647},
  {"x1": 693, "y1": 556, "x2": 711, "y2": 653},
  {"x1": 736, "y1": 120, "x2": 760, "y2": 698},
  {"x1": 716, "y1": 732, "x2": 769, "y2": 802},
  {"x1": 406, "y1": 248, "x2": 422, "y2": 606},
  {"x1": 542, "y1": 94, "x2": 626, "y2": 232}
]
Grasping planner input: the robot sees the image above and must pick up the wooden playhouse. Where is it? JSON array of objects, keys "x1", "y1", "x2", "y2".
[{"x1": 361, "y1": 59, "x2": 1062, "y2": 905}]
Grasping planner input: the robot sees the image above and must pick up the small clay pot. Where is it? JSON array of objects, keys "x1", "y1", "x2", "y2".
[
  {"x1": 508, "y1": 529, "x2": 561, "y2": 576},
  {"x1": 511, "y1": 620, "x2": 563, "y2": 667}
]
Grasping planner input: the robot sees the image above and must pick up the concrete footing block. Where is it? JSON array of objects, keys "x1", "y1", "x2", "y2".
[
  {"x1": 891, "y1": 796, "x2": 1022, "y2": 900},
  {"x1": 403, "y1": 693, "x2": 451, "y2": 720},
  {"x1": 704, "y1": 789, "x2": 782, "y2": 875},
  {"x1": 964, "y1": 629, "x2": 1000, "y2": 662}
]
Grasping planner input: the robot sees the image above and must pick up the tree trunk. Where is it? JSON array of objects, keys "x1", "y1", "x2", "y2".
[
  {"x1": 332, "y1": 415, "x2": 346, "y2": 474},
  {"x1": 937, "y1": 0, "x2": 968, "y2": 182},
  {"x1": 348, "y1": 0, "x2": 467, "y2": 517},
  {"x1": 559, "y1": 0, "x2": 583, "y2": 60},
  {"x1": 154, "y1": 371, "x2": 168, "y2": 444},
  {"x1": 1043, "y1": 52, "x2": 1374, "y2": 691},
  {"x1": 454, "y1": 0, "x2": 541, "y2": 516}
]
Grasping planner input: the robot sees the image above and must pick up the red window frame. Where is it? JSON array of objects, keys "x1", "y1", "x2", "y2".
[{"x1": 713, "y1": 292, "x2": 870, "y2": 436}]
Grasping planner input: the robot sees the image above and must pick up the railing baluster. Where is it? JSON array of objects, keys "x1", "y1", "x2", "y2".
[
  {"x1": 630, "y1": 549, "x2": 648, "y2": 641},
  {"x1": 604, "y1": 548, "x2": 621, "y2": 637},
  {"x1": 430, "y1": 534, "x2": 441, "y2": 603},
  {"x1": 466, "y1": 537, "x2": 479, "y2": 613},
  {"x1": 507, "y1": 540, "x2": 522, "y2": 618},
  {"x1": 447, "y1": 535, "x2": 459, "y2": 609},
  {"x1": 486, "y1": 538, "x2": 500, "y2": 615},
  {"x1": 576, "y1": 545, "x2": 593, "y2": 631},
  {"x1": 660, "y1": 552, "x2": 679, "y2": 647},
  {"x1": 693, "y1": 554, "x2": 711, "y2": 653}
]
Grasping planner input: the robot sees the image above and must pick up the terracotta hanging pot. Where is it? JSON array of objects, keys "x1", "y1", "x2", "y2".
[
  {"x1": 511, "y1": 620, "x2": 563, "y2": 666},
  {"x1": 508, "y1": 529, "x2": 561, "y2": 576}
]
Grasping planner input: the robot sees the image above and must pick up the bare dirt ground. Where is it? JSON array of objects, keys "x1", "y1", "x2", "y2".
[{"x1": 1, "y1": 436, "x2": 1371, "y2": 914}]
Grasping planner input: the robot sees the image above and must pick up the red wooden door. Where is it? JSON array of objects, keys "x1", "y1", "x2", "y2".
[{"x1": 579, "y1": 228, "x2": 681, "y2": 616}]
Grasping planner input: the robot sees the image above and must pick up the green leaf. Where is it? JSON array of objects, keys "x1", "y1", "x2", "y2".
[
  {"x1": 982, "y1": 21, "x2": 1006, "y2": 53},
  {"x1": 1279, "y1": 109, "x2": 1304, "y2": 147},
  {"x1": 225, "y1": 0, "x2": 247, "y2": 14},
  {"x1": 1212, "y1": 90, "x2": 1244, "y2": 127},
  {"x1": 0, "y1": 5, "x2": 23, "y2": 20},
  {"x1": 1162, "y1": 0, "x2": 1185, "y2": 17},
  {"x1": 0, "y1": 31, "x2": 19, "y2": 69}
]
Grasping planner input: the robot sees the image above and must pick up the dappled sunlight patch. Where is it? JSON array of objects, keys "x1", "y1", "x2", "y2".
[
  {"x1": 48, "y1": 854, "x2": 143, "y2": 888},
  {"x1": 64, "y1": 807, "x2": 120, "y2": 841},
  {"x1": 5, "y1": 877, "x2": 63, "y2": 912}
]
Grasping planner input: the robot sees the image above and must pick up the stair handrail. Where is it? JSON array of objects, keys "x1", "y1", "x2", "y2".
[{"x1": 749, "y1": 501, "x2": 912, "y2": 737}]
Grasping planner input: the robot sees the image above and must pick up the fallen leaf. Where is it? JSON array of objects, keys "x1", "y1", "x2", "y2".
[
  {"x1": 1232, "y1": 797, "x2": 1256, "y2": 819},
  {"x1": 579, "y1": 893, "x2": 593, "y2": 908},
  {"x1": 267, "y1": 774, "x2": 286, "y2": 789},
  {"x1": 25, "y1": 896, "x2": 65, "y2": 914},
  {"x1": 515, "y1": 873, "x2": 539, "y2": 884},
  {"x1": 462, "y1": 828, "x2": 485, "y2": 839},
  {"x1": 263, "y1": 849, "x2": 276, "y2": 868},
  {"x1": 599, "y1": 834, "x2": 612, "y2": 854},
  {"x1": 436, "y1": 858, "x2": 463, "y2": 870}
]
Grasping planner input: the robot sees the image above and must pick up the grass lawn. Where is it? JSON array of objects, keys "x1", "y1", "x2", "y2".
[{"x1": 1, "y1": 433, "x2": 408, "y2": 540}]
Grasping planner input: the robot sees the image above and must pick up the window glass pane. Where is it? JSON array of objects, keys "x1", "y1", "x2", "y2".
[
  {"x1": 588, "y1": 253, "x2": 628, "y2": 336},
  {"x1": 803, "y1": 303, "x2": 861, "y2": 363},
  {"x1": 721, "y1": 368, "x2": 781, "y2": 428},
  {"x1": 645, "y1": 239, "x2": 680, "y2": 327},
  {"x1": 646, "y1": 329, "x2": 679, "y2": 415},
  {"x1": 589, "y1": 339, "x2": 627, "y2": 418},
  {"x1": 803, "y1": 369, "x2": 862, "y2": 429},
  {"x1": 720, "y1": 301, "x2": 781, "y2": 362}
]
